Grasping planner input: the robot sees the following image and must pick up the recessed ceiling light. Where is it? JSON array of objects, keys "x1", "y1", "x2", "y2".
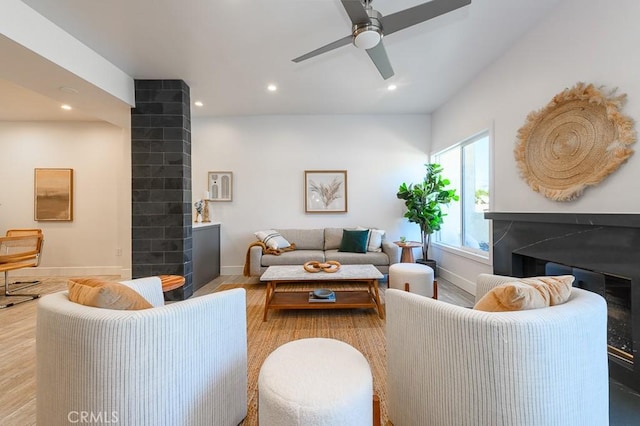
[
  {"x1": 194, "y1": 101, "x2": 204, "y2": 107},
  {"x1": 59, "y1": 86, "x2": 79, "y2": 94},
  {"x1": 61, "y1": 104, "x2": 72, "y2": 110},
  {"x1": 387, "y1": 84, "x2": 397, "y2": 91},
  {"x1": 267, "y1": 84, "x2": 277, "y2": 92}
]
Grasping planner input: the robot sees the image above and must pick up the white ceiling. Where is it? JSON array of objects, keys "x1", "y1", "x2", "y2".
[
  {"x1": 0, "y1": 79, "x2": 97, "y2": 121},
  {"x1": 4, "y1": 0, "x2": 564, "y2": 121}
]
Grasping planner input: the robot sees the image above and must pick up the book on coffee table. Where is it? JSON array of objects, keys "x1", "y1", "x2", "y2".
[{"x1": 308, "y1": 291, "x2": 336, "y2": 303}]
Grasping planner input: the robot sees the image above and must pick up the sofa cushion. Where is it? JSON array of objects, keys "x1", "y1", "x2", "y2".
[
  {"x1": 357, "y1": 226, "x2": 386, "y2": 252},
  {"x1": 68, "y1": 277, "x2": 153, "y2": 310},
  {"x1": 473, "y1": 275, "x2": 574, "y2": 312},
  {"x1": 339, "y1": 229, "x2": 369, "y2": 253},
  {"x1": 255, "y1": 229, "x2": 291, "y2": 250},
  {"x1": 277, "y1": 229, "x2": 324, "y2": 250},
  {"x1": 323, "y1": 228, "x2": 346, "y2": 250},
  {"x1": 261, "y1": 250, "x2": 326, "y2": 266},
  {"x1": 367, "y1": 229, "x2": 385, "y2": 252},
  {"x1": 326, "y1": 249, "x2": 390, "y2": 266}
]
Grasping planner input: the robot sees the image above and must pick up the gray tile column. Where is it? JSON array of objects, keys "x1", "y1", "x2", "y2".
[{"x1": 131, "y1": 80, "x2": 193, "y2": 300}]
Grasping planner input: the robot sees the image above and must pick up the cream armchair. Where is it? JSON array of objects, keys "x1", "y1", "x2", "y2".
[
  {"x1": 36, "y1": 277, "x2": 247, "y2": 426},
  {"x1": 386, "y1": 274, "x2": 609, "y2": 426}
]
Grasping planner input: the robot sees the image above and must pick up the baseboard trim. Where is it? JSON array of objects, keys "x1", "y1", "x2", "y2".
[
  {"x1": 8, "y1": 266, "x2": 127, "y2": 278},
  {"x1": 437, "y1": 266, "x2": 477, "y2": 297},
  {"x1": 222, "y1": 266, "x2": 244, "y2": 276}
]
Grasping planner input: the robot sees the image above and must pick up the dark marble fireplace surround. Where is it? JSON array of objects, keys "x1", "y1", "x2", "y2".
[{"x1": 485, "y1": 212, "x2": 640, "y2": 392}]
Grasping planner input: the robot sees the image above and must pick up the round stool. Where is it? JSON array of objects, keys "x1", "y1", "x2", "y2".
[
  {"x1": 258, "y1": 338, "x2": 373, "y2": 426},
  {"x1": 389, "y1": 263, "x2": 437, "y2": 299}
]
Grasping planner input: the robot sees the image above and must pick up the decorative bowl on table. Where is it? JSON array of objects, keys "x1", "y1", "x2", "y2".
[
  {"x1": 313, "y1": 289, "x2": 334, "y2": 299},
  {"x1": 303, "y1": 260, "x2": 341, "y2": 273}
]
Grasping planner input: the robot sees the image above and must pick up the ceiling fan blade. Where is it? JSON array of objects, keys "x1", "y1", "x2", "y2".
[
  {"x1": 292, "y1": 35, "x2": 353, "y2": 63},
  {"x1": 366, "y1": 41, "x2": 394, "y2": 80},
  {"x1": 340, "y1": 0, "x2": 370, "y2": 25},
  {"x1": 381, "y1": 0, "x2": 471, "y2": 36}
]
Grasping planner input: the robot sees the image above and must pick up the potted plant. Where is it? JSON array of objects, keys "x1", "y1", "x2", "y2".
[{"x1": 396, "y1": 163, "x2": 459, "y2": 272}]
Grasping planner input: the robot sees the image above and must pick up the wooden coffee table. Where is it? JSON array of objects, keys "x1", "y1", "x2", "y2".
[{"x1": 260, "y1": 264, "x2": 385, "y2": 321}]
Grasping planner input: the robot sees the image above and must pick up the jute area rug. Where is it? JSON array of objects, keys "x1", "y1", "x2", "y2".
[{"x1": 215, "y1": 282, "x2": 389, "y2": 426}]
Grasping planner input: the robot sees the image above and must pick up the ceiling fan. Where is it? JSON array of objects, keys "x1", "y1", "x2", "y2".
[{"x1": 292, "y1": 0, "x2": 472, "y2": 80}]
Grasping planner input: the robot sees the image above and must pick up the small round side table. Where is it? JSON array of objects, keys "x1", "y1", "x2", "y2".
[
  {"x1": 158, "y1": 275, "x2": 185, "y2": 292},
  {"x1": 394, "y1": 241, "x2": 422, "y2": 263}
]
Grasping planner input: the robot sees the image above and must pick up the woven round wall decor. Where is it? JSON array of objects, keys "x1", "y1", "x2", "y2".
[{"x1": 515, "y1": 82, "x2": 635, "y2": 201}]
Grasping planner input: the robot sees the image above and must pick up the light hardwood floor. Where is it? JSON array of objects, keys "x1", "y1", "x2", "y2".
[{"x1": 0, "y1": 274, "x2": 472, "y2": 425}]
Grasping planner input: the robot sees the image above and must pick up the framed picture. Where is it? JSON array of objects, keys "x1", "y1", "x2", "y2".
[
  {"x1": 34, "y1": 168, "x2": 74, "y2": 221},
  {"x1": 305, "y1": 170, "x2": 347, "y2": 213},
  {"x1": 208, "y1": 171, "x2": 233, "y2": 201}
]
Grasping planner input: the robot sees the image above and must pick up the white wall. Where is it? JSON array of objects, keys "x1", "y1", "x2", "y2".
[
  {"x1": 430, "y1": 0, "x2": 640, "y2": 293},
  {"x1": 0, "y1": 121, "x2": 131, "y2": 277},
  {"x1": 192, "y1": 114, "x2": 430, "y2": 275}
]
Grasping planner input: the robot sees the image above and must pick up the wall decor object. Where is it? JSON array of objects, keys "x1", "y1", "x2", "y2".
[
  {"x1": 515, "y1": 82, "x2": 636, "y2": 201},
  {"x1": 34, "y1": 168, "x2": 73, "y2": 221},
  {"x1": 208, "y1": 171, "x2": 233, "y2": 202},
  {"x1": 305, "y1": 170, "x2": 347, "y2": 213}
]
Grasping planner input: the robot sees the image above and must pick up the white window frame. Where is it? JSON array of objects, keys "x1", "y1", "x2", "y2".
[{"x1": 432, "y1": 127, "x2": 493, "y2": 265}]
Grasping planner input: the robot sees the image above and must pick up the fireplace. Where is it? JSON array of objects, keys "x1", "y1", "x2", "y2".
[
  {"x1": 485, "y1": 212, "x2": 640, "y2": 392},
  {"x1": 518, "y1": 257, "x2": 633, "y2": 364}
]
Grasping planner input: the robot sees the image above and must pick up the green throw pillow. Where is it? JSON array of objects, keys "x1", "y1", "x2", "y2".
[{"x1": 338, "y1": 229, "x2": 369, "y2": 253}]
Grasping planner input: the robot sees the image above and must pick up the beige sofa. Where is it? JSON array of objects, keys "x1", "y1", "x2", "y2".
[{"x1": 247, "y1": 228, "x2": 399, "y2": 277}]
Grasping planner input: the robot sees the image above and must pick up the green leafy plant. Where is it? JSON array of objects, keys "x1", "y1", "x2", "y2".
[{"x1": 396, "y1": 163, "x2": 459, "y2": 261}]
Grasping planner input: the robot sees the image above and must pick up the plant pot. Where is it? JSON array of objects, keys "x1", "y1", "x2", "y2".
[{"x1": 416, "y1": 258, "x2": 437, "y2": 277}]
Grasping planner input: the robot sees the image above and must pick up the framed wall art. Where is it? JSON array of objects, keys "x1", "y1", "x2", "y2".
[
  {"x1": 304, "y1": 170, "x2": 347, "y2": 213},
  {"x1": 208, "y1": 171, "x2": 233, "y2": 201},
  {"x1": 34, "y1": 168, "x2": 74, "y2": 221}
]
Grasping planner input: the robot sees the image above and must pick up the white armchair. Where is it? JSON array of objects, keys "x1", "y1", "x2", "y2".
[
  {"x1": 36, "y1": 277, "x2": 247, "y2": 426},
  {"x1": 386, "y1": 274, "x2": 609, "y2": 426}
]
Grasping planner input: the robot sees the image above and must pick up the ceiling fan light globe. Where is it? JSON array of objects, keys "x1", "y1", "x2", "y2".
[{"x1": 353, "y1": 28, "x2": 382, "y2": 50}]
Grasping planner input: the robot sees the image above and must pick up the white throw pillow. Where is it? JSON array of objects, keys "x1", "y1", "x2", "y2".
[
  {"x1": 255, "y1": 229, "x2": 291, "y2": 250},
  {"x1": 357, "y1": 226, "x2": 385, "y2": 252}
]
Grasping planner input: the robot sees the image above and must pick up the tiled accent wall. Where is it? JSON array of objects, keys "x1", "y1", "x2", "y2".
[{"x1": 131, "y1": 80, "x2": 193, "y2": 300}]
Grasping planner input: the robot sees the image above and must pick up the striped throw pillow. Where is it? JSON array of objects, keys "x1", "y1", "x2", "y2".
[{"x1": 255, "y1": 229, "x2": 291, "y2": 250}]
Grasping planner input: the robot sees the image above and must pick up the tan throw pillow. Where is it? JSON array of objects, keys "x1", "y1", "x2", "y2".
[
  {"x1": 473, "y1": 275, "x2": 574, "y2": 312},
  {"x1": 68, "y1": 277, "x2": 153, "y2": 310}
]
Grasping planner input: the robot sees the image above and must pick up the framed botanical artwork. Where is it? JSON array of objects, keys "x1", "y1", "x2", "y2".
[
  {"x1": 34, "y1": 168, "x2": 74, "y2": 221},
  {"x1": 208, "y1": 171, "x2": 233, "y2": 201},
  {"x1": 305, "y1": 170, "x2": 347, "y2": 213}
]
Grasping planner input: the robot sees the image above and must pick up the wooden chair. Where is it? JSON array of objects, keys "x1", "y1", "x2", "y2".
[
  {"x1": 6, "y1": 228, "x2": 43, "y2": 238},
  {"x1": 0, "y1": 229, "x2": 44, "y2": 308}
]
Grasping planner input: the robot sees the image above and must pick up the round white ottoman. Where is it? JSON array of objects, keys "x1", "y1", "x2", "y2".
[
  {"x1": 258, "y1": 338, "x2": 373, "y2": 426},
  {"x1": 389, "y1": 263, "x2": 436, "y2": 298}
]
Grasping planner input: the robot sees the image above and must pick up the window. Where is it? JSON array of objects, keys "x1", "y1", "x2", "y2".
[{"x1": 434, "y1": 131, "x2": 490, "y2": 256}]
